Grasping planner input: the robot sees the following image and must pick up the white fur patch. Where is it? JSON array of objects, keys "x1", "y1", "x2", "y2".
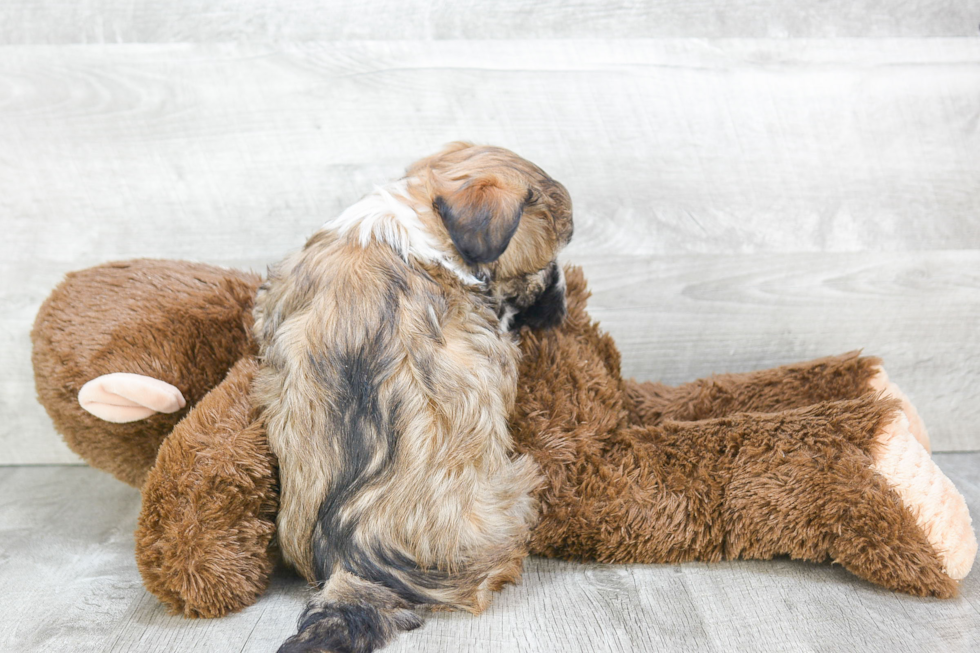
[
  {"x1": 497, "y1": 304, "x2": 518, "y2": 334},
  {"x1": 322, "y1": 180, "x2": 483, "y2": 286}
]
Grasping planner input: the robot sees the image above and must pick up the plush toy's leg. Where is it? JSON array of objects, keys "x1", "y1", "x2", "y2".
[
  {"x1": 135, "y1": 357, "x2": 279, "y2": 618},
  {"x1": 625, "y1": 352, "x2": 879, "y2": 421},
  {"x1": 31, "y1": 260, "x2": 261, "y2": 487},
  {"x1": 519, "y1": 390, "x2": 973, "y2": 596},
  {"x1": 549, "y1": 267, "x2": 894, "y2": 427},
  {"x1": 626, "y1": 356, "x2": 931, "y2": 452},
  {"x1": 516, "y1": 266, "x2": 974, "y2": 596}
]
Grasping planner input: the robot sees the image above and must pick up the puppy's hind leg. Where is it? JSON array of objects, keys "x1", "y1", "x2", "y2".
[{"x1": 279, "y1": 570, "x2": 423, "y2": 653}]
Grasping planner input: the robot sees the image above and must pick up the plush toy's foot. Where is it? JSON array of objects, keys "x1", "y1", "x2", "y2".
[
  {"x1": 78, "y1": 373, "x2": 186, "y2": 423},
  {"x1": 869, "y1": 367, "x2": 930, "y2": 453},
  {"x1": 871, "y1": 411, "x2": 977, "y2": 580}
]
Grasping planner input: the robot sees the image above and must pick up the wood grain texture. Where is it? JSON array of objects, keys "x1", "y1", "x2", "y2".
[
  {"x1": 1, "y1": 1, "x2": 978, "y2": 43},
  {"x1": 0, "y1": 463, "x2": 977, "y2": 652},
  {"x1": 3, "y1": 39, "x2": 980, "y2": 462},
  {"x1": 1, "y1": 41, "x2": 978, "y2": 264}
]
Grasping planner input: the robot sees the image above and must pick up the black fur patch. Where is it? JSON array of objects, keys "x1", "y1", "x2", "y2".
[
  {"x1": 278, "y1": 600, "x2": 422, "y2": 653},
  {"x1": 309, "y1": 284, "x2": 455, "y2": 607},
  {"x1": 511, "y1": 263, "x2": 566, "y2": 331},
  {"x1": 309, "y1": 321, "x2": 402, "y2": 587},
  {"x1": 433, "y1": 193, "x2": 525, "y2": 265}
]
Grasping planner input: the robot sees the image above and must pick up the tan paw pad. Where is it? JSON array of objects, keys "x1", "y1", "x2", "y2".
[
  {"x1": 869, "y1": 366, "x2": 931, "y2": 453},
  {"x1": 871, "y1": 412, "x2": 977, "y2": 580}
]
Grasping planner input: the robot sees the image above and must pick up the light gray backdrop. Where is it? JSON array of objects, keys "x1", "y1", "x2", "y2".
[{"x1": 2, "y1": 3, "x2": 979, "y2": 463}]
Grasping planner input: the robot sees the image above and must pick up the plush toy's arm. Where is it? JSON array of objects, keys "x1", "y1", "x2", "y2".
[{"x1": 135, "y1": 357, "x2": 279, "y2": 618}]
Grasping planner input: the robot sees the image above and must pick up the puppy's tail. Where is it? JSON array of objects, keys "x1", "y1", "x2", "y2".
[{"x1": 278, "y1": 570, "x2": 424, "y2": 653}]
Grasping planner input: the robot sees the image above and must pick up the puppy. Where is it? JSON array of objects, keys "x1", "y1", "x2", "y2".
[{"x1": 252, "y1": 143, "x2": 573, "y2": 653}]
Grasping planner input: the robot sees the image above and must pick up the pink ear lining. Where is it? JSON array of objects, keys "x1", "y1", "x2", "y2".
[{"x1": 78, "y1": 373, "x2": 187, "y2": 423}]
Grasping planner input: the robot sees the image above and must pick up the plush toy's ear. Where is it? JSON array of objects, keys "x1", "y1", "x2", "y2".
[
  {"x1": 78, "y1": 373, "x2": 186, "y2": 423},
  {"x1": 434, "y1": 177, "x2": 530, "y2": 265}
]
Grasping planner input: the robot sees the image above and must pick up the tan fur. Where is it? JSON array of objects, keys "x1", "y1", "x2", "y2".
[
  {"x1": 252, "y1": 142, "x2": 573, "y2": 643},
  {"x1": 404, "y1": 142, "x2": 573, "y2": 281}
]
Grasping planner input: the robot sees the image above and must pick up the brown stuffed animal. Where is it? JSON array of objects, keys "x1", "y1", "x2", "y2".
[{"x1": 31, "y1": 259, "x2": 976, "y2": 620}]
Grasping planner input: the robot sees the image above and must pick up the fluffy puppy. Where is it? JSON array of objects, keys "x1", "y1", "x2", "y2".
[{"x1": 252, "y1": 143, "x2": 573, "y2": 653}]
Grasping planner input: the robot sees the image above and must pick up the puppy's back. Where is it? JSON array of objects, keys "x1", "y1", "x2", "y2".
[
  {"x1": 253, "y1": 231, "x2": 538, "y2": 615},
  {"x1": 255, "y1": 233, "x2": 410, "y2": 580}
]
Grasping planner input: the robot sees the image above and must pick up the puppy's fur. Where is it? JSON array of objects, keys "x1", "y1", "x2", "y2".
[{"x1": 252, "y1": 143, "x2": 573, "y2": 652}]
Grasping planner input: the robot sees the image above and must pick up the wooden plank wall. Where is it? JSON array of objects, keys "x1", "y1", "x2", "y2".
[
  {"x1": 1, "y1": 1, "x2": 979, "y2": 41},
  {"x1": 2, "y1": 6, "x2": 979, "y2": 463}
]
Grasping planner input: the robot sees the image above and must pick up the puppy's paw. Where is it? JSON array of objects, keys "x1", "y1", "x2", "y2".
[
  {"x1": 871, "y1": 411, "x2": 977, "y2": 580},
  {"x1": 869, "y1": 366, "x2": 931, "y2": 453}
]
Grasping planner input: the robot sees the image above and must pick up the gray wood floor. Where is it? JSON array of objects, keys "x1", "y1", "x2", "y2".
[{"x1": 1, "y1": 459, "x2": 978, "y2": 653}]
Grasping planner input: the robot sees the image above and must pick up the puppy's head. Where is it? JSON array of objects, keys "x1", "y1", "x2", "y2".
[{"x1": 408, "y1": 143, "x2": 573, "y2": 329}]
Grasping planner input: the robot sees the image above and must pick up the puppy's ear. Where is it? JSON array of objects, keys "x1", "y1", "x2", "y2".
[{"x1": 434, "y1": 179, "x2": 530, "y2": 265}]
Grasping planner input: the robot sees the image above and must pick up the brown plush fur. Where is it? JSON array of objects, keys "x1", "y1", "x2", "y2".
[
  {"x1": 31, "y1": 260, "x2": 260, "y2": 487},
  {"x1": 514, "y1": 267, "x2": 955, "y2": 598},
  {"x1": 626, "y1": 353, "x2": 882, "y2": 423},
  {"x1": 135, "y1": 357, "x2": 278, "y2": 618},
  {"x1": 30, "y1": 261, "x2": 957, "y2": 624}
]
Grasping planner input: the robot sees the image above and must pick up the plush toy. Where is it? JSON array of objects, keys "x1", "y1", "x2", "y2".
[{"x1": 31, "y1": 259, "x2": 976, "y2": 620}]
